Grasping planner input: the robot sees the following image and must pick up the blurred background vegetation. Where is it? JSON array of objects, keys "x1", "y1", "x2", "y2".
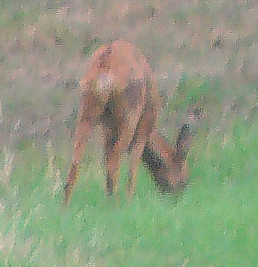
[{"x1": 0, "y1": 0, "x2": 257, "y2": 266}]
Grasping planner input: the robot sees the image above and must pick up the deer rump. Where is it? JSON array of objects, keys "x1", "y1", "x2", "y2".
[{"x1": 65, "y1": 40, "x2": 191, "y2": 203}]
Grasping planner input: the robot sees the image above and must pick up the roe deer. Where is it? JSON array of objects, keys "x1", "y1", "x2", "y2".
[{"x1": 64, "y1": 40, "x2": 193, "y2": 203}]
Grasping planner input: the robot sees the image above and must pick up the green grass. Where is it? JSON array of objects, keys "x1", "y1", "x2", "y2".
[{"x1": 0, "y1": 100, "x2": 257, "y2": 266}]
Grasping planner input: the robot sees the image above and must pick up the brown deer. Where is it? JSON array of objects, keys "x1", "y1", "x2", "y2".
[{"x1": 64, "y1": 40, "x2": 193, "y2": 203}]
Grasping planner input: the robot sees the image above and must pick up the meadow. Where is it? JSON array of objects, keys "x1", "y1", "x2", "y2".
[{"x1": 0, "y1": 1, "x2": 257, "y2": 266}]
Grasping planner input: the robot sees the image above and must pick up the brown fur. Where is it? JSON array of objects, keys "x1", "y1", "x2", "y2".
[{"x1": 64, "y1": 40, "x2": 191, "y2": 203}]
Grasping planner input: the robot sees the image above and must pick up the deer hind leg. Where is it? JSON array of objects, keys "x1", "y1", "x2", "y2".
[
  {"x1": 103, "y1": 125, "x2": 119, "y2": 196},
  {"x1": 64, "y1": 91, "x2": 102, "y2": 204}
]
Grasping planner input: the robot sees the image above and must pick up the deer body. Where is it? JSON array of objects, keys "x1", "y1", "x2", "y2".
[{"x1": 65, "y1": 40, "x2": 190, "y2": 203}]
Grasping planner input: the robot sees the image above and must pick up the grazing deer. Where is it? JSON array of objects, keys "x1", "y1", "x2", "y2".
[{"x1": 64, "y1": 40, "x2": 193, "y2": 203}]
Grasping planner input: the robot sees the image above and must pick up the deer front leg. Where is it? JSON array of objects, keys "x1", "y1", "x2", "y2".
[
  {"x1": 105, "y1": 102, "x2": 146, "y2": 196},
  {"x1": 127, "y1": 140, "x2": 146, "y2": 198},
  {"x1": 105, "y1": 121, "x2": 137, "y2": 196},
  {"x1": 64, "y1": 91, "x2": 102, "y2": 204},
  {"x1": 127, "y1": 103, "x2": 157, "y2": 198}
]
